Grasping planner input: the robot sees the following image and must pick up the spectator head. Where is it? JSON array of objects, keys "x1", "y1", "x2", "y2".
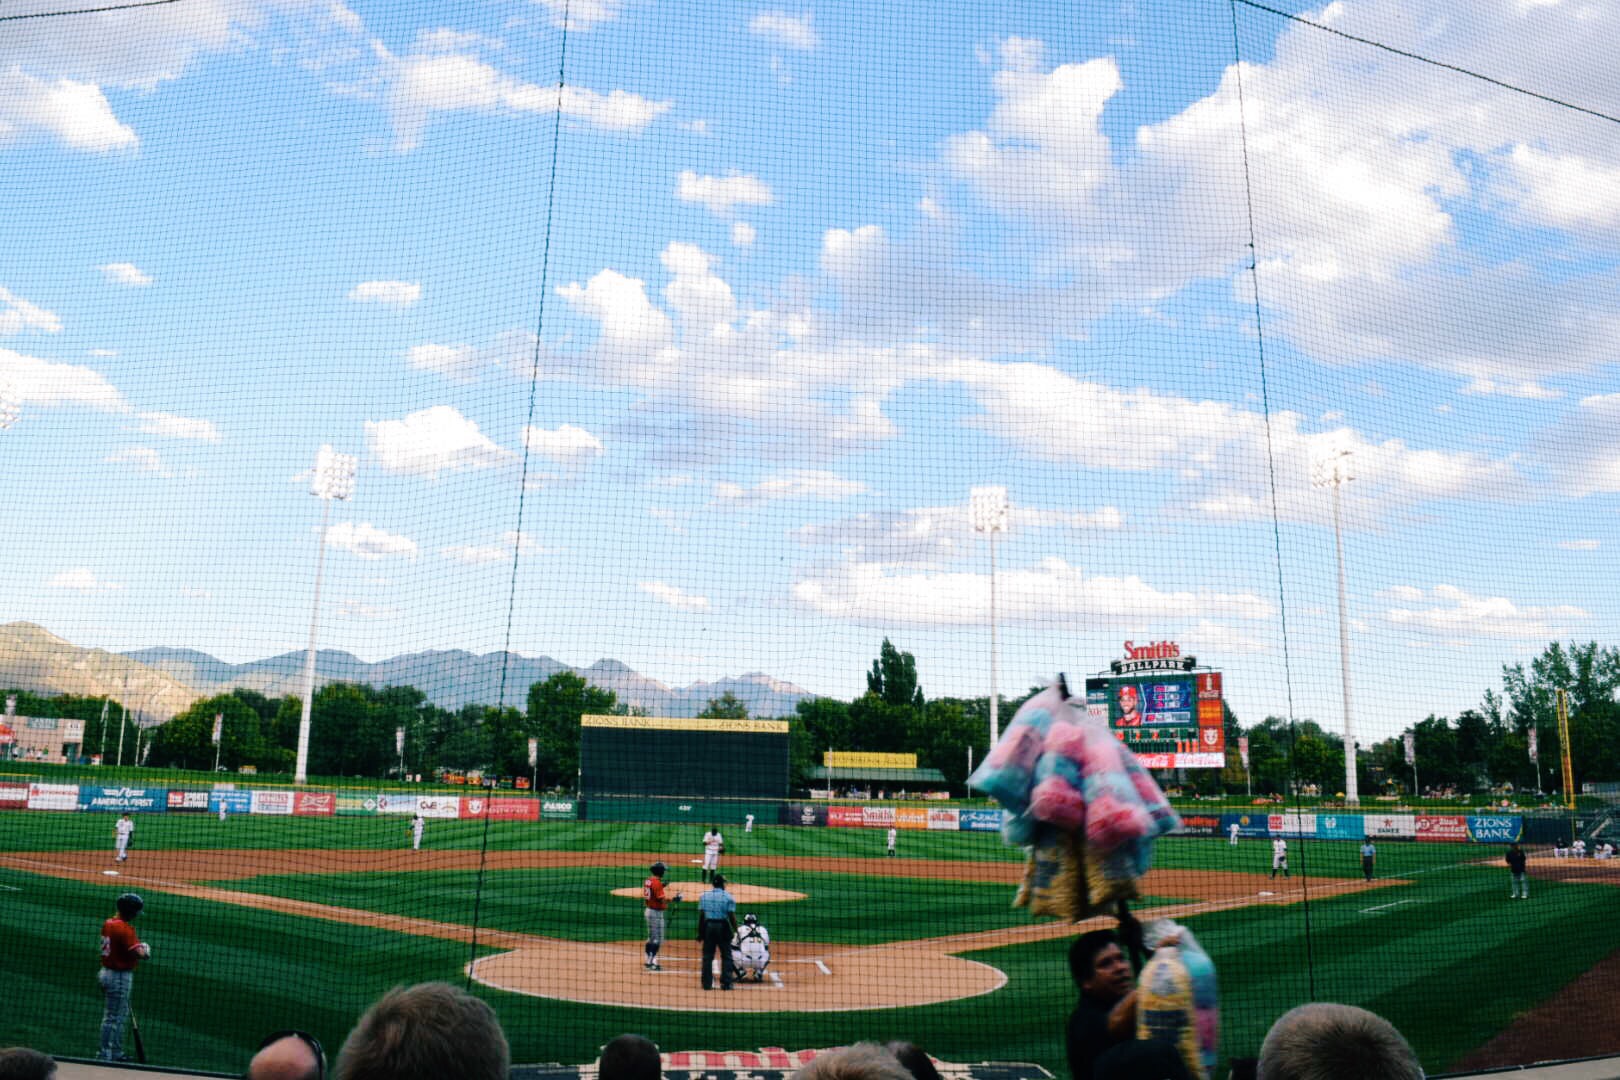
[
  {"x1": 599, "y1": 1035, "x2": 660, "y2": 1080},
  {"x1": 883, "y1": 1043, "x2": 941, "y2": 1080},
  {"x1": 0, "y1": 1048, "x2": 56, "y2": 1080},
  {"x1": 1069, "y1": 930, "x2": 1132, "y2": 1002},
  {"x1": 249, "y1": 1032, "x2": 325, "y2": 1080},
  {"x1": 1257, "y1": 1004, "x2": 1422, "y2": 1080},
  {"x1": 793, "y1": 1044, "x2": 913, "y2": 1080},
  {"x1": 335, "y1": 982, "x2": 509, "y2": 1080}
]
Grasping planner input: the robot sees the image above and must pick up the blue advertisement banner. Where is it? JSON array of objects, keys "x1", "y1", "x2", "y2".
[
  {"x1": 1467, "y1": 815, "x2": 1523, "y2": 843},
  {"x1": 959, "y1": 808, "x2": 1003, "y2": 832},
  {"x1": 1315, "y1": 814, "x2": 1365, "y2": 840},
  {"x1": 209, "y1": 791, "x2": 253, "y2": 814},
  {"x1": 78, "y1": 786, "x2": 168, "y2": 813},
  {"x1": 1219, "y1": 812, "x2": 1270, "y2": 837}
]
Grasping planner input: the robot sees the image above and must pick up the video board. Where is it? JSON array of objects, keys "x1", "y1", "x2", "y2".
[{"x1": 1086, "y1": 669, "x2": 1226, "y2": 769}]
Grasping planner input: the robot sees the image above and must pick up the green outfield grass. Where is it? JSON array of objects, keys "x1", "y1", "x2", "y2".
[{"x1": 1, "y1": 814, "x2": 1615, "y2": 1078}]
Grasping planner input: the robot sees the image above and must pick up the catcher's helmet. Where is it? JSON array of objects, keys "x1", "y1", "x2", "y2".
[
  {"x1": 650, "y1": 861, "x2": 667, "y2": 877},
  {"x1": 116, "y1": 892, "x2": 144, "y2": 918},
  {"x1": 743, "y1": 913, "x2": 758, "y2": 926}
]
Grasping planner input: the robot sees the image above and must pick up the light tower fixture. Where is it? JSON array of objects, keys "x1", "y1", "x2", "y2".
[
  {"x1": 1311, "y1": 447, "x2": 1358, "y2": 806},
  {"x1": 970, "y1": 485, "x2": 1011, "y2": 748},
  {"x1": 295, "y1": 444, "x2": 358, "y2": 784}
]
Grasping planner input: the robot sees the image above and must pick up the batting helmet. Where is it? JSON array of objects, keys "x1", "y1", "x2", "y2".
[
  {"x1": 711, "y1": 873, "x2": 726, "y2": 888},
  {"x1": 743, "y1": 913, "x2": 758, "y2": 926},
  {"x1": 116, "y1": 892, "x2": 144, "y2": 918},
  {"x1": 650, "y1": 861, "x2": 667, "y2": 877}
]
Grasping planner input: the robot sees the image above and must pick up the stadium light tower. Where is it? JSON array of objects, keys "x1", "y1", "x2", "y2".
[
  {"x1": 295, "y1": 444, "x2": 357, "y2": 784},
  {"x1": 1311, "y1": 448, "x2": 1358, "y2": 806},
  {"x1": 0, "y1": 382, "x2": 21, "y2": 430},
  {"x1": 970, "y1": 486, "x2": 1011, "y2": 748}
]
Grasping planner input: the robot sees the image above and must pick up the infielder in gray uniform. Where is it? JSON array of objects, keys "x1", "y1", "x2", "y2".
[{"x1": 642, "y1": 861, "x2": 683, "y2": 971}]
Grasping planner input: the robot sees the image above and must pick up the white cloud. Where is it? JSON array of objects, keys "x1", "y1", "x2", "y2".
[
  {"x1": 1382, "y1": 584, "x2": 1587, "y2": 641},
  {"x1": 534, "y1": 0, "x2": 623, "y2": 30},
  {"x1": 731, "y1": 222, "x2": 757, "y2": 247},
  {"x1": 677, "y1": 170, "x2": 773, "y2": 218},
  {"x1": 795, "y1": 501, "x2": 1122, "y2": 567},
  {"x1": 336, "y1": 599, "x2": 402, "y2": 620},
  {"x1": 136, "y1": 411, "x2": 221, "y2": 442},
  {"x1": 1460, "y1": 376, "x2": 1560, "y2": 400},
  {"x1": 49, "y1": 567, "x2": 123, "y2": 592},
  {"x1": 1532, "y1": 393, "x2": 1620, "y2": 497},
  {"x1": 180, "y1": 585, "x2": 212, "y2": 599},
  {"x1": 382, "y1": 46, "x2": 671, "y2": 150},
  {"x1": 441, "y1": 530, "x2": 543, "y2": 564},
  {"x1": 523, "y1": 423, "x2": 604, "y2": 462},
  {"x1": 0, "y1": 287, "x2": 62, "y2": 335},
  {"x1": 1506, "y1": 144, "x2": 1620, "y2": 230},
  {"x1": 1559, "y1": 539, "x2": 1599, "y2": 551},
  {"x1": 104, "y1": 447, "x2": 169, "y2": 475},
  {"x1": 714, "y1": 470, "x2": 865, "y2": 504},
  {"x1": 365, "y1": 404, "x2": 512, "y2": 479},
  {"x1": 407, "y1": 343, "x2": 478, "y2": 380},
  {"x1": 348, "y1": 280, "x2": 421, "y2": 306},
  {"x1": 0, "y1": 71, "x2": 138, "y2": 152},
  {"x1": 88, "y1": 348, "x2": 117, "y2": 357},
  {"x1": 325, "y1": 521, "x2": 419, "y2": 560},
  {"x1": 99, "y1": 263, "x2": 152, "y2": 287},
  {"x1": 639, "y1": 580, "x2": 710, "y2": 611},
  {"x1": 749, "y1": 11, "x2": 820, "y2": 51},
  {"x1": 0, "y1": 347, "x2": 127, "y2": 411},
  {"x1": 794, "y1": 557, "x2": 1272, "y2": 626}
]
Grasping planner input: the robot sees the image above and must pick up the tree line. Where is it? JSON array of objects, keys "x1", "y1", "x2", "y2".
[{"x1": 9, "y1": 638, "x2": 1616, "y2": 795}]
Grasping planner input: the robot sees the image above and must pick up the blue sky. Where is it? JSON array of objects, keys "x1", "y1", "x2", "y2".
[{"x1": 2, "y1": 0, "x2": 1618, "y2": 740}]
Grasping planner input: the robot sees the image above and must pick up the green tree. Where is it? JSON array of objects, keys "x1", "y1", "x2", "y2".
[
  {"x1": 146, "y1": 693, "x2": 270, "y2": 771},
  {"x1": 1502, "y1": 641, "x2": 1620, "y2": 788},
  {"x1": 526, "y1": 672, "x2": 616, "y2": 790},
  {"x1": 699, "y1": 692, "x2": 749, "y2": 719},
  {"x1": 867, "y1": 638, "x2": 924, "y2": 709}
]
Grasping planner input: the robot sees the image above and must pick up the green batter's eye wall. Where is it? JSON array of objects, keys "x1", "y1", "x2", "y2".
[{"x1": 579, "y1": 716, "x2": 791, "y2": 800}]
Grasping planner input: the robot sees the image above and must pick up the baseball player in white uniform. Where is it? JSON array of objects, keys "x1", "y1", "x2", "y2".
[
  {"x1": 701, "y1": 827, "x2": 723, "y2": 883},
  {"x1": 1229, "y1": 822, "x2": 1241, "y2": 846},
  {"x1": 744, "y1": 813, "x2": 755, "y2": 833},
  {"x1": 114, "y1": 814, "x2": 135, "y2": 862},
  {"x1": 886, "y1": 827, "x2": 897, "y2": 856},
  {"x1": 730, "y1": 913, "x2": 771, "y2": 982},
  {"x1": 1271, "y1": 837, "x2": 1289, "y2": 878},
  {"x1": 411, "y1": 814, "x2": 425, "y2": 851}
]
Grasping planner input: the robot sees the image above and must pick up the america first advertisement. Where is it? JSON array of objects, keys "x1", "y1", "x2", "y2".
[{"x1": 79, "y1": 786, "x2": 168, "y2": 813}]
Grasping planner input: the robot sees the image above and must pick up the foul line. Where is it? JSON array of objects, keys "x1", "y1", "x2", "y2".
[
  {"x1": 814, "y1": 960, "x2": 831, "y2": 975},
  {"x1": 0, "y1": 884, "x2": 20, "y2": 891},
  {"x1": 1361, "y1": 899, "x2": 1418, "y2": 914}
]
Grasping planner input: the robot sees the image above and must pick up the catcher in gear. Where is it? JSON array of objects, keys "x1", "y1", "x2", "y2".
[{"x1": 730, "y1": 912, "x2": 771, "y2": 982}]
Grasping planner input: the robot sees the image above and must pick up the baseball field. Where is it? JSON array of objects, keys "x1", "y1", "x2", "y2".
[{"x1": 2, "y1": 810, "x2": 1618, "y2": 1077}]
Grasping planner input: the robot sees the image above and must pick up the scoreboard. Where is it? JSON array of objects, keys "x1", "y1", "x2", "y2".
[{"x1": 1086, "y1": 666, "x2": 1226, "y2": 769}]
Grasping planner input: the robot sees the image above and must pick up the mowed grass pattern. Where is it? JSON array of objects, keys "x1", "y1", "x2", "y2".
[{"x1": 2, "y1": 813, "x2": 1617, "y2": 1077}]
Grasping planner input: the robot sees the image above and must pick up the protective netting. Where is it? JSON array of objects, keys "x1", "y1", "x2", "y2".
[{"x1": 3, "y1": 0, "x2": 1620, "y2": 1077}]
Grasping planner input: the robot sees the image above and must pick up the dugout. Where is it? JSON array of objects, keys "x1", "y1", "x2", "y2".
[{"x1": 578, "y1": 715, "x2": 789, "y2": 820}]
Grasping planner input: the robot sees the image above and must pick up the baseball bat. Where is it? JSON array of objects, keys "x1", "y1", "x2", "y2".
[{"x1": 129, "y1": 1004, "x2": 147, "y2": 1064}]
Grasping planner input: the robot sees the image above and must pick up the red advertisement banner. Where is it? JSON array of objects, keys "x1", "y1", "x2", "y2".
[
  {"x1": 294, "y1": 791, "x2": 336, "y2": 816},
  {"x1": 827, "y1": 806, "x2": 865, "y2": 827},
  {"x1": 1415, "y1": 815, "x2": 1468, "y2": 842},
  {"x1": 459, "y1": 796, "x2": 540, "y2": 820}
]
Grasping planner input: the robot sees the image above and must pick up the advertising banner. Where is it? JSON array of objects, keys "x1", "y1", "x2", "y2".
[
  {"x1": 895, "y1": 807, "x2": 928, "y2": 830},
  {"x1": 781, "y1": 803, "x2": 828, "y2": 827},
  {"x1": 540, "y1": 799, "x2": 577, "y2": 820},
  {"x1": 27, "y1": 783, "x2": 79, "y2": 811},
  {"x1": 336, "y1": 793, "x2": 379, "y2": 816},
  {"x1": 210, "y1": 791, "x2": 253, "y2": 815},
  {"x1": 79, "y1": 786, "x2": 167, "y2": 813},
  {"x1": 1268, "y1": 813, "x2": 1316, "y2": 838},
  {"x1": 375, "y1": 793, "x2": 419, "y2": 815},
  {"x1": 1467, "y1": 815, "x2": 1523, "y2": 843},
  {"x1": 861, "y1": 806, "x2": 897, "y2": 828},
  {"x1": 415, "y1": 795, "x2": 460, "y2": 819},
  {"x1": 1415, "y1": 815, "x2": 1468, "y2": 842},
  {"x1": 1219, "y1": 812, "x2": 1269, "y2": 838},
  {"x1": 926, "y1": 808, "x2": 961, "y2": 830},
  {"x1": 827, "y1": 805, "x2": 865, "y2": 828},
  {"x1": 0, "y1": 783, "x2": 30, "y2": 809},
  {"x1": 166, "y1": 790, "x2": 210, "y2": 811},
  {"x1": 824, "y1": 751, "x2": 917, "y2": 769},
  {"x1": 1316, "y1": 814, "x2": 1365, "y2": 840},
  {"x1": 459, "y1": 796, "x2": 539, "y2": 821},
  {"x1": 959, "y1": 808, "x2": 1002, "y2": 832},
  {"x1": 1365, "y1": 814, "x2": 1416, "y2": 839},
  {"x1": 293, "y1": 791, "x2": 336, "y2": 816},
  {"x1": 1173, "y1": 813, "x2": 1220, "y2": 836},
  {"x1": 251, "y1": 790, "x2": 295, "y2": 815}
]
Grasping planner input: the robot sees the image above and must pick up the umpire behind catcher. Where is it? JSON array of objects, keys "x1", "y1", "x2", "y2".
[{"x1": 696, "y1": 874, "x2": 738, "y2": 990}]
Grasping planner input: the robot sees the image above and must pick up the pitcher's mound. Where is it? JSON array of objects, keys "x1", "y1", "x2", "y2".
[{"x1": 610, "y1": 882, "x2": 804, "y2": 903}]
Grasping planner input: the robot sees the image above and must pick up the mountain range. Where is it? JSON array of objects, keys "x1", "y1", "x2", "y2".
[{"x1": 0, "y1": 622, "x2": 816, "y2": 720}]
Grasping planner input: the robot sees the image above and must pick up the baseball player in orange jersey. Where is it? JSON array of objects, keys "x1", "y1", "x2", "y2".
[
  {"x1": 642, "y1": 861, "x2": 683, "y2": 971},
  {"x1": 99, "y1": 893, "x2": 150, "y2": 1061}
]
